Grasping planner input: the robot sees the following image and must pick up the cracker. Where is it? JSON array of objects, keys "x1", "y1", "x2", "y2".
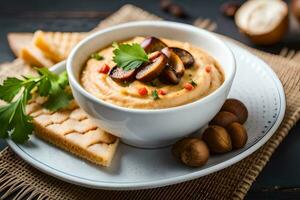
[
  {"x1": 20, "y1": 45, "x2": 54, "y2": 68},
  {"x1": 32, "y1": 31, "x2": 63, "y2": 62},
  {"x1": 33, "y1": 31, "x2": 87, "y2": 62},
  {"x1": 8, "y1": 31, "x2": 87, "y2": 66},
  {"x1": 26, "y1": 99, "x2": 119, "y2": 167}
]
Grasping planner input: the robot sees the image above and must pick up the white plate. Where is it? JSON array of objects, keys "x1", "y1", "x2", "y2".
[{"x1": 7, "y1": 40, "x2": 286, "y2": 190}]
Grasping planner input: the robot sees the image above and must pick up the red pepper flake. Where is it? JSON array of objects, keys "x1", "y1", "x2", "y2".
[
  {"x1": 158, "y1": 89, "x2": 167, "y2": 95},
  {"x1": 205, "y1": 66, "x2": 211, "y2": 73},
  {"x1": 97, "y1": 64, "x2": 110, "y2": 74},
  {"x1": 184, "y1": 83, "x2": 194, "y2": 91},
  {"x1": 138, "y1": 87, "x2": 148, "y2": 96}
]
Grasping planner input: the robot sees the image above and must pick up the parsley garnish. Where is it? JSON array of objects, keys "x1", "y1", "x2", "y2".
[
  {"x1": 152, "y1": 90, "x2": 160, "y2": 100},
  {"x1": 189, "y1": 80, "x2": 197, "y2": 87},
  {"x1": 90, "y1": 53, "x2": 104, "y2": 60},
  {"x1": 0, "y1": 68, "x2": 72, "y2": 143},
  {"x1": 112, "y1": 42, "x2": 149, "y2": 71}
]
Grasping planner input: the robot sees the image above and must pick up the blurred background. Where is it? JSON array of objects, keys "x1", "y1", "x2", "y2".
[
  {"x1": 0, "y1": 0, "x2": 299, "y2": 63},
  {"x1": 0, "y1": 0, "x2": 299, "y2": 199}
]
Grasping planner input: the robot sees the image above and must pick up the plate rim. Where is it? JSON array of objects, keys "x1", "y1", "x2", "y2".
[{"x1": 7, "y1": 40, "x2": 286, "y2": 190}]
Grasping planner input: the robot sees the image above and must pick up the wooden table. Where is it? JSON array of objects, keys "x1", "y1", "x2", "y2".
[{"x1": 0, "y1": 0, "x2": 299, "y2": 199}]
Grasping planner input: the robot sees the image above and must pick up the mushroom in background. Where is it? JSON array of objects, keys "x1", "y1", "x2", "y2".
[{"x1": 235, "y1": 0, "x2": 289, "y2": 45}]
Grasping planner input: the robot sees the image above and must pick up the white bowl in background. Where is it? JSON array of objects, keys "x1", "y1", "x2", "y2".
[{"x1": 67, "y1": 21, "x2": 236, "y2": 148}]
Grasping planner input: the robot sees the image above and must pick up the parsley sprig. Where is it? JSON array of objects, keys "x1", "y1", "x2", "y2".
[
  {"x1": 112, "y1": 42, "x2": 149, "y2": 71},
  {"x1": 152, "y1": 90, "x2": 160, "y2": 100},
  {"x1": 0, "y1": 68, "x2": 72, "y2": 143}
]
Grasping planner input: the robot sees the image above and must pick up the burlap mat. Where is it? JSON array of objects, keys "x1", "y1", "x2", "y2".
[{"x1": 0, "y1": 4, "x2": 299, "y2": 200}]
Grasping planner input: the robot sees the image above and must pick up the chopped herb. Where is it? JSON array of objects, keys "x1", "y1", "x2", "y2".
[
  {"x1": 0, "y1": 68, "x2": 72, "y2": 143},
  {"x1": 152, "y1": 90, "x2": 160, "y2": 100},
  {"x1": 90, "y1": 53, "x2": 104, "y2": 60},
  {"x1": 189, "y1": 80, "x2": 197, "y2": 87},
  {"x1": 112, "y1": 42, "x2": 149, "y2": 71}
]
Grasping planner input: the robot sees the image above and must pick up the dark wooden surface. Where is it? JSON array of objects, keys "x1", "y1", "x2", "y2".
[{"x1": 0, "y1": 0, "x2": 299, "y2": 199}]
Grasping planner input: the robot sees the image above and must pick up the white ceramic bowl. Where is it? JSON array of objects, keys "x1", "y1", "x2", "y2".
[{"x1": 67, "y1": 21, "x2": 236, "y2": 148}]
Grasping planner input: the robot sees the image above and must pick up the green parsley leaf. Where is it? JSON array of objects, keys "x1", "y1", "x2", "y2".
[
  {"x1": 90, "y1": 53, "x2": 104, "y2": 60},
  {"x1": 43, "y1": 88, "x2": 72, "y2": 111},
  {"x1": 57, "y1": 71, "x2": 69, "y2": 88},
  {"x1": 0, "y1": 78, "x2": 24, "y2": 102},
  {"x1": 38, "y1": 69, "x2": 72, "y2": 111},
  {"x1": 10, "y1": 89, "x2": 33, "y2": 143},
  {"x1": 0, "y1": 88, "x2": 33, "y2": 143},
  {"x1": 37, "y1": 75, "x2": 51, "y2": 96},
  {"x1": 0, "y1": 68, "x2": 72, "y2": 143},
  {"x1": 112, "y1": 43, "x2": 149, "y2": 71},
  {"x1": 0, "y1": 102, "x2": 17, "y2": 138},
  {"x1": 152, "y1": 90, "x2": 160, "y2": 100},
  {"x1": 36, "y1": 68, "x2": 72, "y2": 111}
]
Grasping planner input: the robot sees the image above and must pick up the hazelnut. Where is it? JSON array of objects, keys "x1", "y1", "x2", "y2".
[
  {"x1": 172, "y1": 138, "x2": 209, "y2": 167},
  {"x1": 221, "y1": 99, "x2": 248, "y2": 124},
  {"x1": 202, "y1": 126, "x2": 232, "y2": 153},
  {"x1": 227, "y1": 122, "x2": 248, "y2": 149},
  {"x1": 209, "y1": 111, "x2": 239, "y2": 128}
]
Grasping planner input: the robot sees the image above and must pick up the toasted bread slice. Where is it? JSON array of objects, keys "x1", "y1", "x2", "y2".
[{"x1": 26, "y1": 98, "x2": 119, "y2": 167}]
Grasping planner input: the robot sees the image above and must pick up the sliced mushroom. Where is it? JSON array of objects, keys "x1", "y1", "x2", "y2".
[
  {"x1": 161, "y1": 47, "x2": 185, "y2": 77},
  {"x1": 159, "y1": 65, "x2": 180, "y2": 84},
  {"x1": 170, "y1": 47, "x2": 194, "y2": 68},
  {"x1": 109, "y1": 66, "x2": 136, "y2": 82},
  {"x1": 141, "y1": 37, "x2": 167, "y2": 53},
  {"x1": 136, "y1": 51, "x2": 168, "y2": 82}
]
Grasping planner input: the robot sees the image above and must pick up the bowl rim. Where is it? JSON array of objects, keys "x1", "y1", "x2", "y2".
[{"x1": 67, "y1": 21, "x2": 236, "y2": 113}]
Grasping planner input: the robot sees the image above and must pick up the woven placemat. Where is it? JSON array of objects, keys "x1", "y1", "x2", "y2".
[{"x1": 0, "y1": 4, "x2": 299, "y2": 200}]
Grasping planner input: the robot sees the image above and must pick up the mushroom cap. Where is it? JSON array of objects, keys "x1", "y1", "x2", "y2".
[
  {"x1": 109, "y1": 66, "x2": 136, "y2": 82},
  {"x1": 136, "y1": 51, "x2": 168, "y2": 82},
  {"x1": 141, "y1": 37, "x2": 167, "y2": 53},
  {"x1": 161, "y1": 47, "x2": 185, "y2": 77}
]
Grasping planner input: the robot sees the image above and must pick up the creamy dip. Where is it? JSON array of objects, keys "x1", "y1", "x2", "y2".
[{"x1": 81, "y1": 37, "x2": 224, "y2": 109}]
